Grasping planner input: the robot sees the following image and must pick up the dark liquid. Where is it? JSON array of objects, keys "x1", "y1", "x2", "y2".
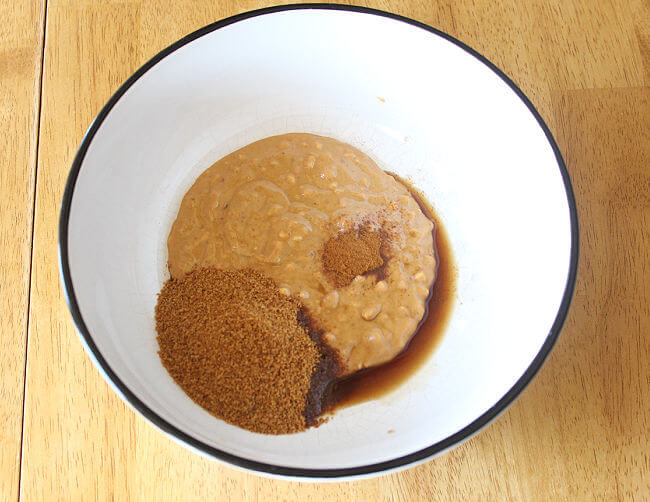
[{"x1": 330, "y1": 176, "x2": 457, "y2": 409}]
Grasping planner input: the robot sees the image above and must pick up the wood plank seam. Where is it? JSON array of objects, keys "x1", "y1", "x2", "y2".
[{"x1": 17, "y1": 1, "x2": 49, "y2": 501}]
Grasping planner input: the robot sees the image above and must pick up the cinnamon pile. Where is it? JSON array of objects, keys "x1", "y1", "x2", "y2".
[
  {"x1": 322, "y1": 226, "x2": 385, "y2": 287},
  {"x1": 155, "y1": 267, "x2": 340, "y2": 434}
]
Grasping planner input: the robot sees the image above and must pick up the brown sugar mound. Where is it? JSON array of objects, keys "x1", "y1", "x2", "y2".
[
  {"x1": 155, "y1": 268, "x2": 340, "y2": 434},
  {"x1": 322, "y1": 227, "x2": 385, "y2": 288}
]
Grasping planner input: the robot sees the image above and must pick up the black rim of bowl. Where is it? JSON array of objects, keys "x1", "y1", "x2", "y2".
[{"x1": 59, "y1": 3, "x2": 579, "y2": 479}]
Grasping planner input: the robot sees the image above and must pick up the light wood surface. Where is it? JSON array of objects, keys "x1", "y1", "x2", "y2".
[{"x1": 3, "y1": 0, "x2": 647, "y2": 500}]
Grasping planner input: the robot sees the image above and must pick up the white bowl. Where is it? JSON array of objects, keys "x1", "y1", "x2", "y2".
[{"x1": 59, "y1": 5, "x2": 578, "y2": 480}]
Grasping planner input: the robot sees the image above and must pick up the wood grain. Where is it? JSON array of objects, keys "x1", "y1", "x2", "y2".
[
  {"x1": 0, "y1": 1, "x2": 45, "y2": 500},
  {"x1": 13, "y1": 0, "x2": 650, "y2": 500}
]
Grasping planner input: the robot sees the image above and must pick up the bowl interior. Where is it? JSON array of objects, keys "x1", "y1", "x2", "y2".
[{"x1": 64, "y1": 8, "x2": 573, "y2": 473}]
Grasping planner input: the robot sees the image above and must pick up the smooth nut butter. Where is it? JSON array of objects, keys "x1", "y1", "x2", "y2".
[{"x1": 168, "y1": 134, "x2": 436, "y2": 374}]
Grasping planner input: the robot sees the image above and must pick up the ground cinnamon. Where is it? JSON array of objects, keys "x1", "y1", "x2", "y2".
[
  {"x1": 155, "y1": 267, "x2": 340, "y2": 434},
  {"x1": 322, "y1": 227, "x2": 385, "y2": 287}
]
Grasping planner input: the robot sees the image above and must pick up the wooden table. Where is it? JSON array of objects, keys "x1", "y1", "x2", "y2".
[{"x1": 2, "y1": 1, "x2": 647, "y2": 500}]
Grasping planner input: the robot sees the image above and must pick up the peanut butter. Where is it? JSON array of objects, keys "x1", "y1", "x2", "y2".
[{"x1": 167, "y1": 133, "x2": 436, "y2": 374}]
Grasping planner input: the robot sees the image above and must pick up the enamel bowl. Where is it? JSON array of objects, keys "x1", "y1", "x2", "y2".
[{"x1": 60, "y1": 5, "x2": 578, "y2": 480}]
